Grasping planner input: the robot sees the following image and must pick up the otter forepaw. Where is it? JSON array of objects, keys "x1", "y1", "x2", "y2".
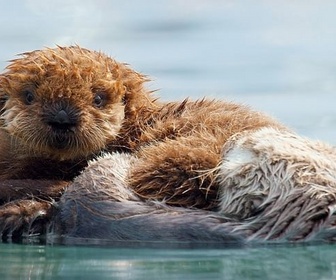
[{"x1": 0, "y1": 199, "x2": 53, "y2": 240}]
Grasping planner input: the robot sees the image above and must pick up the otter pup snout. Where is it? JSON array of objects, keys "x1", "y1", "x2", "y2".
[
  {"x1": 51, "y1": 109, "x2": 73, "y2": 126},
  {"x1": 43, "y1": 105, "x2": 79, "y2": 149}
]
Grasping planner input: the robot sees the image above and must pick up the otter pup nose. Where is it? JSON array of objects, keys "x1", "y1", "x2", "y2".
[
  {"x1": 48, "y1": 109, "x2": 77, "y2": 132},
  {"x1": 54, "y1": 110, "x2": 70, "y2": 124}
]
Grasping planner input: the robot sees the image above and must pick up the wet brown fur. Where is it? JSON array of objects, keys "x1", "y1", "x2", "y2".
[{"x1": 0, "y1": 46, "x2": 284, "y2": 237}]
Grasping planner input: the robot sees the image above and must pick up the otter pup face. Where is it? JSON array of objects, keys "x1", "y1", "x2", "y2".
[{"x1": 0, "y1": 46, "x2": 144, "y2": 160}]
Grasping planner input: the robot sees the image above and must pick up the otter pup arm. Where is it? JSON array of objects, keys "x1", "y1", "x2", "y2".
[
  {"x1": 129, "y1": 138, "x2": 221, "y2": 210},
  {"x1": 0, "y1": 199, "x2": 53, "y2": 240},
  {"x1": 0, "y1": 179, "x2": 68, "y2": 240}
]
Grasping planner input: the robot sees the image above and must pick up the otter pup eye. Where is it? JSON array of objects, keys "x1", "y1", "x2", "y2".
[
  {"x1": 93, "y1": 92, "x2": 107, "y2": 108},
  {"x1": 23, "y1": 90, "x2": 35, "y2": 105}
]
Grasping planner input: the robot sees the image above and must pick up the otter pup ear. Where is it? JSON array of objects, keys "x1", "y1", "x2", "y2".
[{"x1": 107, "y1": 60, "x2": 155, "y2": 118}]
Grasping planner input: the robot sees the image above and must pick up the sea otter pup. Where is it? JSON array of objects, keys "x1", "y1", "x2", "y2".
[
  {"x1": 0, "y1": 46, "x2": 282, "y2": 237},
  {"x1": 1, "y1": 46, "x2": 336, "y2": 244}
]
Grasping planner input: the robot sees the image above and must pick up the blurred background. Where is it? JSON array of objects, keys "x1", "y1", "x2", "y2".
[{"x1": 1, "y1": 0, "x2": 336, "y2": 142}]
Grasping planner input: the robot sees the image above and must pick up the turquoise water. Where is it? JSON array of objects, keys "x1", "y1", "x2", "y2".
[
  {"x1": 1, "y1": 242, "x2": 336, "y2": 280},
  {"x1": 1, "y1": 1, "x2": 336, "y2": 279}
]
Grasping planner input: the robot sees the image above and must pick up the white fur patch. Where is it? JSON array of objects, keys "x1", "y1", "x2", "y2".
[
  {"x1": 73, "y1": 152, "x2": 139, "y2": 201},
  {"x1": 221, "y1": 146, "x2": 256, "y2": 174},
  {"x1": 86, "y1": 152, "x2": 134, "y2": 180},
  {"x1": 217, "y1": 127, "x2": 336, "y2": 219}
]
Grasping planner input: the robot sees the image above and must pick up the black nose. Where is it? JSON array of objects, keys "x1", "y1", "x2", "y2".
[
  {"x1": 48, "y1": 109, "x2": 77, "y2": 131},
  {"x1": 54, "y1": 110, "x2": 70, "y2": 124}
]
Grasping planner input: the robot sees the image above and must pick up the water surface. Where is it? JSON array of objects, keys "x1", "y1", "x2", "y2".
[{"x1": 1, "y1": 242, "x2": 336, "y2": 280}]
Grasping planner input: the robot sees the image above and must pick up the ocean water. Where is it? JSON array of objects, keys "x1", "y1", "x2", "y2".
[
  {"x1": 1, "y1": 242, "x2": 336, "y2": 280},
  {"x1": 1, "y1": 0, "x2": 336, "y2": 279}
]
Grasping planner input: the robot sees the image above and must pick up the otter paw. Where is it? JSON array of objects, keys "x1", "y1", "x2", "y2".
[{"x1": 0, "y1": 200, "x2": 52, "y2": 240}]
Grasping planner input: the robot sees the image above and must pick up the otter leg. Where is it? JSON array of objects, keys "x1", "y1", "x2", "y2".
[{"x1": 129, "y1": 138, "x2": 222, "y2": 209}]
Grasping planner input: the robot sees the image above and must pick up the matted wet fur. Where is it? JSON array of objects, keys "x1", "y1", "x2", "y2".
[
  {"x1": 54, "y1": 143, "x2": 336, "y2": 243},
  {"x1": 1, "y1": 46, "x2": 336, "y2": 244}
]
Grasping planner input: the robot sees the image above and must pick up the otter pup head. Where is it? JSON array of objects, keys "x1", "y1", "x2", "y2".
[{"x1": 0, "y1": 46, "x2": 149, "y2": 160}]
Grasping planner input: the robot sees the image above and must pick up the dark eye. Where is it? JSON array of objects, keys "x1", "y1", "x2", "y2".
[
  {"x1": 23, "y1": 90, "x2": 35, "y2": 105},
  {"x1": 93, "y1": 92, "x2": 107, "y2": 108}
]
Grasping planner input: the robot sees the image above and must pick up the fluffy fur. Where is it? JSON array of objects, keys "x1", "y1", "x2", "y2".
[
  {"x1": 216, "y1": 127, "x2": 336, "y2": 242},
  {"x1": 1, "y1": 46, "x2": 336, "y2": 244},
  {"x1": 0, "y1": 46, "x2": 282, "y2": 238}
]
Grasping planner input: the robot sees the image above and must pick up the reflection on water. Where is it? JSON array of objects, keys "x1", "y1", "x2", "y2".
[
  {"x1": 1, "y1": 242, "x2": 336, "y2": 280},
  {"x1": 1, "y1": 1, "x2": 336, "y2": 279}
]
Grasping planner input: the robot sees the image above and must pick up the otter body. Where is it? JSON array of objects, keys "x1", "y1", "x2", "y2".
[
  {"x1": 1, "y1": 46, "x2": 336, "y2": 244},
  {"x1": 0, "y1": 46, "x2": 280, "y2": 208},
  {"x1": 54, "y1": 138, "x2": 336, "y2": 244}
]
